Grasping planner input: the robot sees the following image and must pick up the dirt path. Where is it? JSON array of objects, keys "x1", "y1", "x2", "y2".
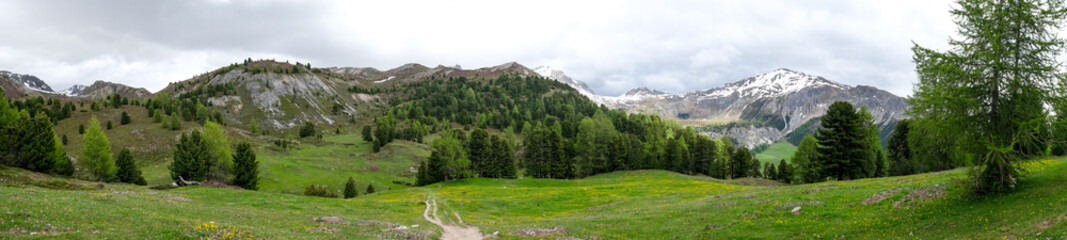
[{"x1": 423, "y1": 198, "x2": 486, "y2": 240}]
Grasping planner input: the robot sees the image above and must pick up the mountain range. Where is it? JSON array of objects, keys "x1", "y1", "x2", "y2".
[
  {"x1": 535, "y1": 68, "x2": 908, "y2": 147},
  {"x1": 0, "y1": 62, "x2": 907, "y2": 147}
]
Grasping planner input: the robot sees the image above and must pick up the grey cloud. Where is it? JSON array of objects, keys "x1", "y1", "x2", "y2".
[{"x1": 0, "y1": 0, "x2": 957, "y2": 96}]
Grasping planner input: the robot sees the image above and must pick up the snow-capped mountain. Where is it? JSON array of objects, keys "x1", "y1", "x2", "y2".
[
  {"x1": 0, "y1": 70, "x2": 53, "y2": 93},
  {"x1": 588, "y1": 68, "x2": 906, "y2": 147},
  {"x1": 622, "y1": 87, "x2": 669, "y2": 97},
  {"x1": 60, "y1": 84, "x2": 88, "y2": 96},
  {"x1": 534, "y1": 66, "x2": 598, "y2": 99}
]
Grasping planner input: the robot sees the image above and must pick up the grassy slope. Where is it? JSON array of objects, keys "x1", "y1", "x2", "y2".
[
  {"x1": 2, "y1": 156, "x2": 1065, "y2": 239},
  {"x1": 753, "y1": 141, "x2": 798, "y2": 165}
]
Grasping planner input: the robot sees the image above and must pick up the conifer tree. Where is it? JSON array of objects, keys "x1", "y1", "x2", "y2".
[
  {"x1": 365, "y1": 184, "x2": 375, "y2": 194},
  {"x1": 361, "y1": 125, "x2": 372, "y2": 142},
  {"x1": 490, "y1": 135, "x2": 516, "y2": 178},
  {"x1": 911, "y1": 0, "x2": 1067, "y2": 194},
  {"x1": 170, "y1": 130, "x2": 213, "y2": 181},
  {"x1": 792, "y1": 136, "x2": 821, "y2": 183},
  {"x1": 169, "y1": 114, "x2": 181, "y2": 130},
  {"x1": 467, "y1": 128, "x2": 492, "y2": 177},
  {"x1": 153, "y1": 109, "x2": 163, "y2": 123},
  {"x1": 232, "y1": 142, "x2": 259, "y2": 190},
  {"x1": 249, "y1": 118, "x2": 259, "y2": 134},
  {"x1": 731, "y1": 147, "x2": 752, "y2": 178},
  {"x1": 81, "y1": 116, "x2": 115, "y2": 181},
  {"x1": 343, "y1": 177, "x2": 357, "y2": 198},
  {"x1": 21, "y1": 114, "x2": 56, "y2": 172},
  {"x1": 888, "y1": 119, "x2": 916, "y2": 176},
  {"x1": 777, "y1": 159, "x2": 793, "y2": 183},
  {"x1": 114, "y1": 148, "x2": 146, "y2": 185},
  {"x1": 120, "y1": 111, "x2": 131, "y2": 125},
  {"x1": 816, "y1": 101, "x2": 867, "y2": 180},
  {"x1": 52, "y1": 134, "x2": 73, "y2": 176}
]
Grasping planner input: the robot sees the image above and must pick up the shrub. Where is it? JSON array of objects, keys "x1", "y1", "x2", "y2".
[{"x1": 304, "y1": 184, "x2": 338, "y2": 198}]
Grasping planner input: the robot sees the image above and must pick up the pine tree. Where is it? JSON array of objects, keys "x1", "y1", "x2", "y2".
[
  {"x1": 490, "y1": 135, "x2": 516, "y2": 178},
  {"x1": 888, "y1": 119, "x2": 916, "y2": 176},
  {"x1": 61, "y1": 134, "x2": 67, "y2": 145},
  {"x1": 764, "y1": 162, "x2": 778, "y2": 180},
  {"x1": 361, "y1": 125, "x2": 372, "y2": 142},
  {"x1": 170, "y1": 130, "x2": 214, "y2": 182},
  {"x1": 249, "y1": 118, "x2": 259, "y2": 134},
  {"x1": 816, "y1": 101, "x2": 868, "y2": 181},
  {"x1": 114, "y1": 148, "x2": 146, "y2": 185},
  {"x1": 232, "y1": 142, "x2": 259, "y2": 190},
  {"x1": 343, "y1": 177, "x2": 358, "y2": 198},
  {"x1": 299, "y1": 121, "x2": 315, "y2": 138},
  {"x1": 120, "y1": 111, "x2": 131, "y2": 125},
  {"x1": 467, "y1": 128, "x2": 492, "y2": 177},
  {"x1": 106, "y1": 121, "x2": 112, "y2": 130},
  {"x1": 731, "y1": 147, "x2": 752, "y2": 178},
  {"x1": 78, "y1": 124, "x2": 84, "y2": 134},
  {"x1": 365, "y1": 184, "x2": 375, "y2": 194},
  {"x1": 777, "y1": 159, "x2": 793, "y2": 184},
  {"x1": 21, "y1": 114, "x2": 56, "y2": 172},
  {"x1": 911, "y1": 0, "x2": 1067, "y2": 194},
  {"x1": 81, "y1": 116, "x2": 115, "y2": 181},
  {"x1": 52, "y1": 134, "x2": 73, "y2": 176},
  {"x1": 169, "y1": 114, "x2": 181, "y2": 130},
  {"x1": 153, "y1": 110, "x2": 163, "y2": 123}
]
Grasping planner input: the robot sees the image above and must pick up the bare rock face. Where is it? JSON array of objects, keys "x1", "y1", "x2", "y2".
[{"x1": 76, "y1": 80, "x2": 152, "y2": 99}]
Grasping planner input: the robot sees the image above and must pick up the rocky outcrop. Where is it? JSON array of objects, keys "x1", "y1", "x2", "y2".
[{"x1": 77, "y1": 80, "x2": 152, "y2": 99}]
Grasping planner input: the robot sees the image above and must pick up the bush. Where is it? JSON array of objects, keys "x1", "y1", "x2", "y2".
[
  {"x1": 299, "y1": 122, "x2": 315, "y2": 138},
  {"x1": 304, "y1": 184, "x2": 338, "y2": 198}
]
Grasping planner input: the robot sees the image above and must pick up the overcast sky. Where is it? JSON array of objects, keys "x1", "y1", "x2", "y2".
[{"x1": 0, "y1": 0, "x2": 961, "y2": 97}]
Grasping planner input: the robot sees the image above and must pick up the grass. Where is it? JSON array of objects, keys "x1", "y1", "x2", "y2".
[
  {"x1": 255, "y1": 133, "x2": 429, "y2": 195},
  {"x1": 3, "y1": 154, "x2": 1065, "y2": 239},
  {"x1": 753, "y1": 141, "x2": 798, "y2": 165}
]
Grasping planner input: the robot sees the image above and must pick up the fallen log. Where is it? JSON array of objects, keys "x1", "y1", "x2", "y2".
[{"x1": 173, "y1": 176, "x2": 201, "y2": 186}]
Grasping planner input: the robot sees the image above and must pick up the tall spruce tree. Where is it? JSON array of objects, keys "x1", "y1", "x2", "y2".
[
  {"x1": 170, "y1": 130, "x2": 213, "y2": 182},
  {"x1": 232, "y1": 142, "x2": 259, "y2": 190},
  {"x1": 888, "y1": 119, "x2": 917, "y2": 176},
  {"x1": 816, "y1": 101, "x2": 868, "y2": 181},
  {"x1": 114, "y1": 148, "x2": 146, "y2": 185},
  {"x1": 777, "y1": 159, "x2": 794, "y2": 183},
  {"x1": 467, "y1": 128, "x2": 492, "y2": 177},
  {"x1": 52, "y1": 134, "x2": 74, "y2": 176},
  {"x1": 910, "y1": 0, "x2": 1066, "y2": 194},
  {"x1": 490, "y1": 135, "x2": 516, "y2": 178},
  {"x1": 731, "y1": 147, "x2": 752, "y2": 178},
  {"x1": 81, "y1": 116, "x2": 115, "y2": 181}
]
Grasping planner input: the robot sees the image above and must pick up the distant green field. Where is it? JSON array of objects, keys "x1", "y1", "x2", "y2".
[
  {"x1": 753, "y1": 141, "x2": 798, "y2": 165},
  {"x1": 3, "y1": 154, "x2": 1065, "y2": 239}
]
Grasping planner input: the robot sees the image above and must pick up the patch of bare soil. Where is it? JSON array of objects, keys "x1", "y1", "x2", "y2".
[
  {"x1": 509, "y1": 227, "x2": 568, "y2": 237},
  {"x1": 862, "y1": 188, "x2": 903, "y2": 205},
  {"x1": 893, "y1": 185, "x2": 946, "y2": 208}
]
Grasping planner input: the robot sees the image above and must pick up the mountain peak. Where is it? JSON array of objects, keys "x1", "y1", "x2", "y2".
[
  {"x1": 622, "y1": 87, "x2": 668, "y2": 97},
  {"x1": 707, "y1": 68, "x2": 849, "y2": 98},
  {"x1": 0, "y1": 70, "x2": 54, "y2": 92},
  {"x1": 533, "y1": 65, "x2": 597, "y2": 96}
]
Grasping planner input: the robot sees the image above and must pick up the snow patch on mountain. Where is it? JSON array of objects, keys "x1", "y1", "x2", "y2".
[
  {"x1": 533, "y1": 66, "x2": 600, "y2": 99},
  {"x1": 0, "y1": 71, "x2": 54, "y2": 93},
  {"x1": 704, "y1": 68, "x2": 850, "y2": 98},
  {"x1": 60, "y1": 84, "x2": 88, "y2": 96}
]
